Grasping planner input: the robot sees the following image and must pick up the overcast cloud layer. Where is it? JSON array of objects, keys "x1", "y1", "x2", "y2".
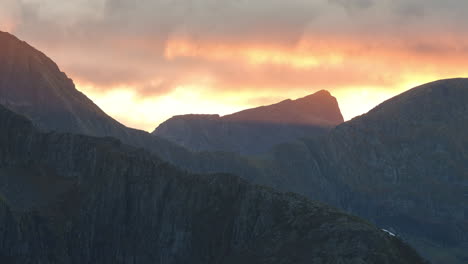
[{"x1": 1, "y1": 0, "x2": 468, "y2": 130}]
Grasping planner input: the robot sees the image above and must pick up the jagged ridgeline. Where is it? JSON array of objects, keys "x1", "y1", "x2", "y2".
[
  {"x1": 153, "y1": 90, "x2": 344, "y2": 155},
  {"x1": 1, "y1": 30, "x2": 462, "y2": 263},
  {"x1": 0, "y1": 104, "x2": 427, "y2": 263}
]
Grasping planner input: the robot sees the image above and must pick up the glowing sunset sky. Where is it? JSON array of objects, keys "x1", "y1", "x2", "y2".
[{"x1": 1, "y1": 0, "x2": 468, "y2": 131}]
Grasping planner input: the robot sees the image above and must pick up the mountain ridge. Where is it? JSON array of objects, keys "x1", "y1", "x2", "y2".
[
  {"x1": 222, "y1": 89, "x2": 343, "y2": 126},
  {"x1": 153, "y1": 90, "x2": 343, "y2": 154},
  {"x1": 0, "y1": 103, "x2": 427, "y2": 263},
  {"x1": 1, "y1": 31, "x2": 465, "y2": 263}
]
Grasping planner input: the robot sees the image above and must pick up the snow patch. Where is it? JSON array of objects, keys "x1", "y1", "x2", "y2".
[{"x1": 382, "y1": 229, "x2": 396, "y2": 237}]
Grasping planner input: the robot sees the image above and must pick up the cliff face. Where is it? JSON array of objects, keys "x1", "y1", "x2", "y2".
[
  {"x1": 0, "y1": 105, "x2": 426, "y2": 264},
  {"x1": 153, "y1": 91, "x2": 343, "y2": 155}
]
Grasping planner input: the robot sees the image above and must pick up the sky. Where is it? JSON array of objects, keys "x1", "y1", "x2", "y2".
[{"x1": 1, "y1": 0, "x2": 468, "y2": 131}]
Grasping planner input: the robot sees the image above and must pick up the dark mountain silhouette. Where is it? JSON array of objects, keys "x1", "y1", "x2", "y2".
[
  {"x1": 0, "y1": 104, "x2": 427, "y2": 263},
  {"x1": 0, "y1": 31, "x2": 199, "y2": 164},
  {"x1": 222, "y1": 90, "x2": 344, "y2": 126},
  {"x1": 0, "y1": 31, "x2": 269, "y2": 188},
  {"x1": 157, "y1": 79, "x2": 468, "y2": 264},
  {"x1": 242, "y1": 78, "x2": 468, "y2": 264},
  {"x1": 153, "y1": 91, "x2": 343, "y2": 154},
  {"x1": 0, "y1": 31, "x2": 127, "y2": 136},
  {"x1": 0, "y1": 31, "x2": 464, "y2": 263}
]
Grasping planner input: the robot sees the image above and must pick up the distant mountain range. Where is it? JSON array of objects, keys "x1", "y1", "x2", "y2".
[
  {"x1": 153, "y1": 90, "x2": 343, "y2": 154},
  {"x1": 0, "y1": 104, "x2": 428, "y2": 263},
  {"x1": 1, "y1": 31, "x2": 467, "y2": 263},
  {"x1": 0, "y1": 31, "x2": 428, "y2": 263}
]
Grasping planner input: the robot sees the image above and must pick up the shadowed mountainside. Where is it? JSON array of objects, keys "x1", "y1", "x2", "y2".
[
  {"x1": 255, "y1": 78, "x2": 468, "y2": 264},
  {"x1": 0, "y1": 104, "x2": 427, "y2": 264},
  {"x1": 153, "y1": 91, "x2": 343, "y2": 155},
  {"x1": 222, "y1": 90, "x2": 343, "y2": 126},
  {"x1": 1, "y1": 31, "x2": 465, "y2": 263},
  {"x1": 154, "y1": 78, "x2": 468, "y2": 264},
  {"x1": 0, "y1": 31, "x2": 199, "y2": 164}
]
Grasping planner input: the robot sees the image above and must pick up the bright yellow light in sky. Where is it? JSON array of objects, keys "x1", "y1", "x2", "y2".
[
  {"x1": 77, "y1": 83, "x2": 252, "y2": 132},
  {"x1": 74, "y1": 37, "x2": 468, "y2": 133},
  {"x1": 75, "y1": 82, "x2": 401, "y2": 132},
  {"x1": 77, "y1": 71, "x2": 466, "y2": 132}
]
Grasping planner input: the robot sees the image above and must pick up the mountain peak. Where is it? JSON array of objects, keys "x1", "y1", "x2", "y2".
[
  {"x1": 0, "y1": 31, "x2": 131, "y2": 136},
  {"x1": 153, "y1": 90, "x2": 344, "y2": 154},
  {"x1": 223, "y1": 89, "x2": 344, "y2": 126},
  {"x1": 307, "y1": 89, "x2": 331, "y2": 97}
]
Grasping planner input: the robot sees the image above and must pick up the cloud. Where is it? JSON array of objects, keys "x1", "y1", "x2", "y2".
[
  {"x1": 0, "y1": 0, "x2": 22, "y2": 32},
  {"x1": 3, "y1": 0, "x2": 468, "y2": 129},
  {"x1": 330, "y1": 0, "x2": 374, "y2": 10}
]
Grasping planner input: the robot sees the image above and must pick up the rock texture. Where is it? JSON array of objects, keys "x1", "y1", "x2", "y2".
[
  {"x1": 0, "y1": 31, "x2": 464, "y2": 263},
  {"x1": 0, "y1": 105, "x2": 427, "y2": 264},
  {"x1": 153, "y1": 91, "x2": 343, "y2": 155},
  {"x1": 249, "y1": 79, "x2": 468, "y2": 264},
  {"x1": 155, "y1": 79, "x2": 468, "y2": 264}
]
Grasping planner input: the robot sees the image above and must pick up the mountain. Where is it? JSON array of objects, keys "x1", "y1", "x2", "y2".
[
  {"x1": 250, "y1": 78, "x2": 468, "y2": 264},
  {"x1": 153, "y1": 91, "x2": 343, "y2": 154},
  {"x1": 0, "y1": 31, "x2": 199, "y2": 164},
  {"x1": 0, "y1": 31, "x2": 275, "y2": 191},
  {"x1": 222, "y1": 90, "x2": 344, "y2": 126},
  {"x1": 159, "y1": 79, "x2": 468, "y2": 264},
  {"x1": 0, "y1": 31, "x2": 125, "y2": 136},
  {"x1": 0, "y1": 31, "x2": 463, "y2": 263},
  {"x1": 0, "y1": 104, "x2": 427, "y2": 263}
]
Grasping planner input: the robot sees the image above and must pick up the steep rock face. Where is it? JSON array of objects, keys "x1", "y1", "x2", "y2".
[
  {"x1": 0, "y1": 105, "x2": 427, "y2": 264},
  {"x1": 153, "y1": 91, "x2": 343, "y2": 154}
]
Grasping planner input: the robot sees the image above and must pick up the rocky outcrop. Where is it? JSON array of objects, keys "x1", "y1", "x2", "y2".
[
  {"x1": 0, "y1": 105, "x2": 427, "y2": 263},
  {"x1": 153, "y1": 91, "x2": 343, "y2": 154}
]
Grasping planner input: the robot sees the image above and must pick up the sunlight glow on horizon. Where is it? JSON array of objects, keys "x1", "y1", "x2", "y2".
[
  {"x1": 76, "y1": 75, "x2": 462, "y2": 132},
  {"x1": 71, "y1": 35, "x2": 468, "y2": 132}
]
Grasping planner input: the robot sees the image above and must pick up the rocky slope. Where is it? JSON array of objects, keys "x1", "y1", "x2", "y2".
[
  {"x1": 0, "y1": 31, "x2": 463, "y2": 263},
  {"x1": 153, "y1": 91, "x2": 343, "y2": 155},
  {"x1": 0, "y1": 104, "x2": 427, "y2": 263},
  {"x1": 222, "y1": 90, "x2": 344, "y2": 126},
  {"x1": 0, "y1": 31, "x2": 197, "y2": 164},
  {"x1": 257, "y1": 78, "x2": 468, "y2": 264},
  {"x1": 157, "y1": 79, "x2": 468, "y2": 264}
]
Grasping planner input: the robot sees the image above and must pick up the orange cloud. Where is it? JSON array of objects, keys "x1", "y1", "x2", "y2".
[
  {"x1": 164, "y1": 37, "x2": 345, "y2": 69},
  {"x1": 69, "y1": 32, "x2": 468, "y2": 131}
]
